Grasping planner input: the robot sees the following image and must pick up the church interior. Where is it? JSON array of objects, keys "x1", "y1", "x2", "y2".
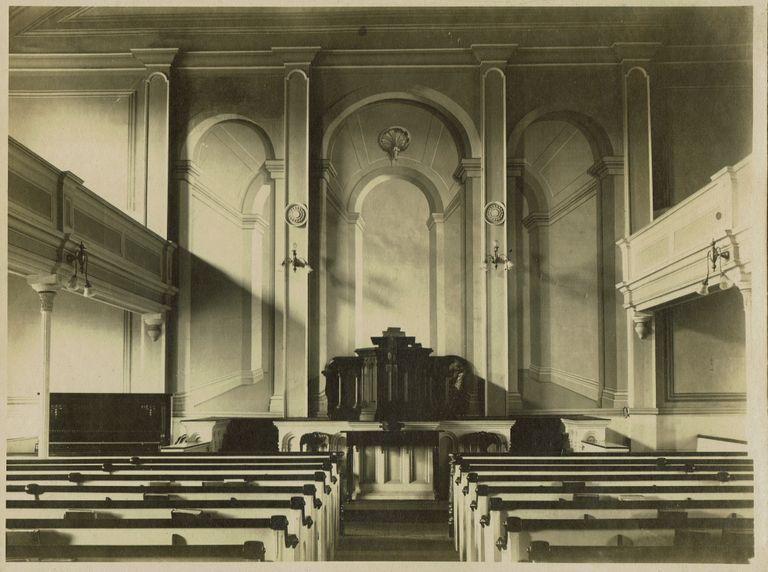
[{"x1": 4, "y1": 4, "x2": 767, "y2": 565}]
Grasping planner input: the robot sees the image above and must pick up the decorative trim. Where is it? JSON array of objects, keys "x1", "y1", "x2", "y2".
[
  {"x1": 549, "y1": 179, "x2": 597, "y2": 224},
  {"x1": 8, "y1": 396, "x2": 39, "y2": 405},
  {"x1": 527, "y1": 364, "x2": 599, "y2": 402},
  {"x1": 522, "y1": 212, "x2": 549, "y2": 230},
  {"x1": 657, "y1": 309, "x2": 747, "y2": 407},
  {"x1": 444, "y1": 191, "x2": 463, "y2": 221},
  {"x1": 284, "y1": 202, "x2": 308, "y2": 227},
  {"x1": 484, "y1": 201, "x2": 506, "y2": 225},
  {"x1": 175, "y1": 369, "x2": 263, "y2": 412}
]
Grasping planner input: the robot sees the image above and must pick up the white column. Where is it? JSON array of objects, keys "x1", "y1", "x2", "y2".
[
  {"x1": 477, "y1": 49, "x2": 513, "y2": 416},
  {"x1": 131, "y1": 48, "x2": 178, "y2": 238},
  {"x1": 171, "y1": 160, "x2": 199, "y2": 417},
  {"x1": 455, "y1": 160, "x2": 486, "y2": 398},
  {"x1": 27, "y1": 275, "x2": 59, "y2": 458},
  {"x1": 280, "y1": 49, "x2": 318, "y2": 418},
  {"x1": 589, "y1": 158, "x2": 628, "y2": 409},
  {"x1": 349, "y1": 213, "x2": 366, "y2": 348},
  {"x1": 615, "y1": 43, "x2": 659, "y2": 414},
  {"x1": 506, "y1": 169, "x2": 523, "y2": 410},
  {"x1": 314, "y1": 161, "x2": 336, "y2": 418},
  {"x1": 427, "y1": 213, "x2": 446, "y2": 354},
  {"x1": 266, "y1": 160, "x2": 287, "y2": 415}
]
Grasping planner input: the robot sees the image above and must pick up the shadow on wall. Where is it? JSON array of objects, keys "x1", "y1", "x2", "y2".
[{"x1": 169, "y1": 249, "x2": 276, "y2": 413}]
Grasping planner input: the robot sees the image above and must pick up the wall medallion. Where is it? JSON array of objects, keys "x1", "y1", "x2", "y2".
[
  {"x1": 378, "y1": 126, "x2": 411, "y2": 162},
  {"x1": 484, "y1": 201, "x2": 506, "y2": 225},
  {"x1": 285, "y1": 203, "x2": 308, "y2": 227}
]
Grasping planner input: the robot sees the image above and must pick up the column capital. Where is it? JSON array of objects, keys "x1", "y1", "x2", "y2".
[
  {"x1": 454, "y1": 158, "x2": 482, "y2": 182},
  {"x1": 264, "y1": 159, "x2": 286, "y2": 180},
  {"x1": 313, "y1": 159, "x2": 338, "y2": 181},
  {"x1": 471, "y1": 44, "x2": 517, "y2": 66},
  {"x1": 273, "y1": 46, "x2": 321, "y2": 72},
  {"x1": 507, "y1": 159, "x2": 528, "y2": 178},
  {"x1": 130, "y1": 48, "x2": 179, "y2": 75},
  {"x1": 27, "y1": 274, "x2": 61, "y2": 295},
  {"x1": 172, "y1": 160, "x2": 202, "y2": 181},
  {"x1": 612, "y1": 42, "x2": 662, "y2": 66},
  {"x1": 588, "y1": 156, "x2": 625, "y2": 180},
  {"x1": 426, "y1": 213, "x2": 445, "y2": 230},
  {"x1": 346, "y1": 212, "x2": 366, "y2": 232}
]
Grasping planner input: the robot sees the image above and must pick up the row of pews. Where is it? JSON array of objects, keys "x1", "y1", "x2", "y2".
[
  {"x1": 6, "y1": 452, "x2": 343, "y2": 562},
  {"x1": 450, "y1": 451, "x2": 754, "y2": 563}
]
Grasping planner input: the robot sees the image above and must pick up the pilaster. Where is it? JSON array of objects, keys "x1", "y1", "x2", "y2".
[
  {"x1": 131, "y1": 48, "x2": 179, "y2": 238},
  {"x1": 278, "y1": 49, "x2": 318, "y2": 418}
]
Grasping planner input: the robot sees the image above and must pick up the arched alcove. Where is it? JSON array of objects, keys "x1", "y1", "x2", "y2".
[
  {"x1": 360, "y1": 178, "x2": 431, "y2": 343},
  {"x1": 323, "y1": 97, "x2": 467, "y2": 356},
  {"x1": 510, "y1": 117, "x2": 603, "y2": 409},
  {"x1": 184, "y1": 118, "x2": 276, "y2": 415}
]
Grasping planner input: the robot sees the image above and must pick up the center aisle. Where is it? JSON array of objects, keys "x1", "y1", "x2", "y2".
[{"x1": 335, "y1": 500, "x2": 458, "y2": 561}]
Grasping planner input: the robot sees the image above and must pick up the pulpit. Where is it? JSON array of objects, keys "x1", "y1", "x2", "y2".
[{"x1": 323, "y1": 327, "x2": 483, "y2": 421}]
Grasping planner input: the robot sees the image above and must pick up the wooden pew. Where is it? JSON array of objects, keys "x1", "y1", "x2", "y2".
[
  {"x1": 7, "y1": 455, "x2": 343, "y2": 550},
  {"x1": 449, "y1": 452, "x2": 751, "y2": 546},
  {"x1": 526, "y1": 538, "x2": 753, "y2": 563},
  {"x1": 6, "y1": 498, "x2": 316, "y2": 561},
  {"x1": 6, "y1": 461, "x2": 340, "y2": 560},
  {"x1": 494, "y1": 515, "x2": 754, "y2": 563},
  {"x1": 473, "y1": 480, "x2": 755, "y2": 558},
  {"x1": 6, "y1": 514, "x2": 300, "y2": 562},
  {"x1": 456, "y1": 465, "x2": 751, "y2": 559},
  {"x1": 7, "y1": 481, "x2": 332, "y2": 560},
  {"x1": 476, "y1": 497, "x2": 753, "y2": 562}
]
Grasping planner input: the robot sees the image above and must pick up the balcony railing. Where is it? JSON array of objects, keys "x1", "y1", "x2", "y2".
[{"x1": 617, "y1": 156, "x2": 753, "y2": 312}]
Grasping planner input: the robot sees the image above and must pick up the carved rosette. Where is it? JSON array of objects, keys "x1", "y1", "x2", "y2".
[
  {"x1": 378, "y1": 126, "x2": 411, "y2": 162},
  {"x1": 284, "y1": 203, "x2": 308, "y2": 227},
  {"x1": 484, "y1": 201, "x2": 506, "y2": 225}
]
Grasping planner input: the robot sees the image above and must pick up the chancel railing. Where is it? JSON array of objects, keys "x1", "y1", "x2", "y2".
[{"x1": 322, "y1": 327, "x2": 483, "y2": 421}]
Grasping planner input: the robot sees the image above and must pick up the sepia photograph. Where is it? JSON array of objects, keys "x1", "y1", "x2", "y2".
[{"x1": 2, "y1": 0, "x2": 767, "y2": 567}]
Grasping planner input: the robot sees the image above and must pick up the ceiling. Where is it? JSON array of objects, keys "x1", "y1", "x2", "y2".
[{"x1": 9, "y1": 5, "x2": 753, "y2": 54}]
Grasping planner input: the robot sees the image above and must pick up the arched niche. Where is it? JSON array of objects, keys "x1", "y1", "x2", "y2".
[
  {"x1": 509, "y1": 113, "x2": 609, "y2": 410},
  {"x1": 180, "y1": 117, "x2": 277, "y2": 415},
  {"x1": 322, "y1": 97, "x2": 468, "y2": 357}
]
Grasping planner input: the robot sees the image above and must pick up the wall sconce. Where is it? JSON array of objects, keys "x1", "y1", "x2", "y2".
[
  {"x1": 282, "y1": 243, "x2": 312, "y2": 273},
  {"x1": 696, "y1": 239, "x2": 732, "y2": 296},
  {"x1": 65, "y1": 241, "x2": 95, "y2": 298},
  {"x1": 481, "y1": 240, "x2": 514, "y2": 271}
]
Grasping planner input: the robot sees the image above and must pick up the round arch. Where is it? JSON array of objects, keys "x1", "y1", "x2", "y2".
[
  {"x1": 179, "y1": 112, "x2": 276, "y2": 163},
  {"x1": 347, "y1": 164, "x2": 445, "y2": 215},
  {"x1": 508, "y1": 107, "x2": 615, "y2": 163},
  {"x1": 322, "y1": 86, "x2": 481, "y2": 159}
]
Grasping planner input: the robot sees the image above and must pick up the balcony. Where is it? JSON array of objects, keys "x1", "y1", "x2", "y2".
[{"x1": 617, "y1": 156, "x2": 753, "y2": 312}]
